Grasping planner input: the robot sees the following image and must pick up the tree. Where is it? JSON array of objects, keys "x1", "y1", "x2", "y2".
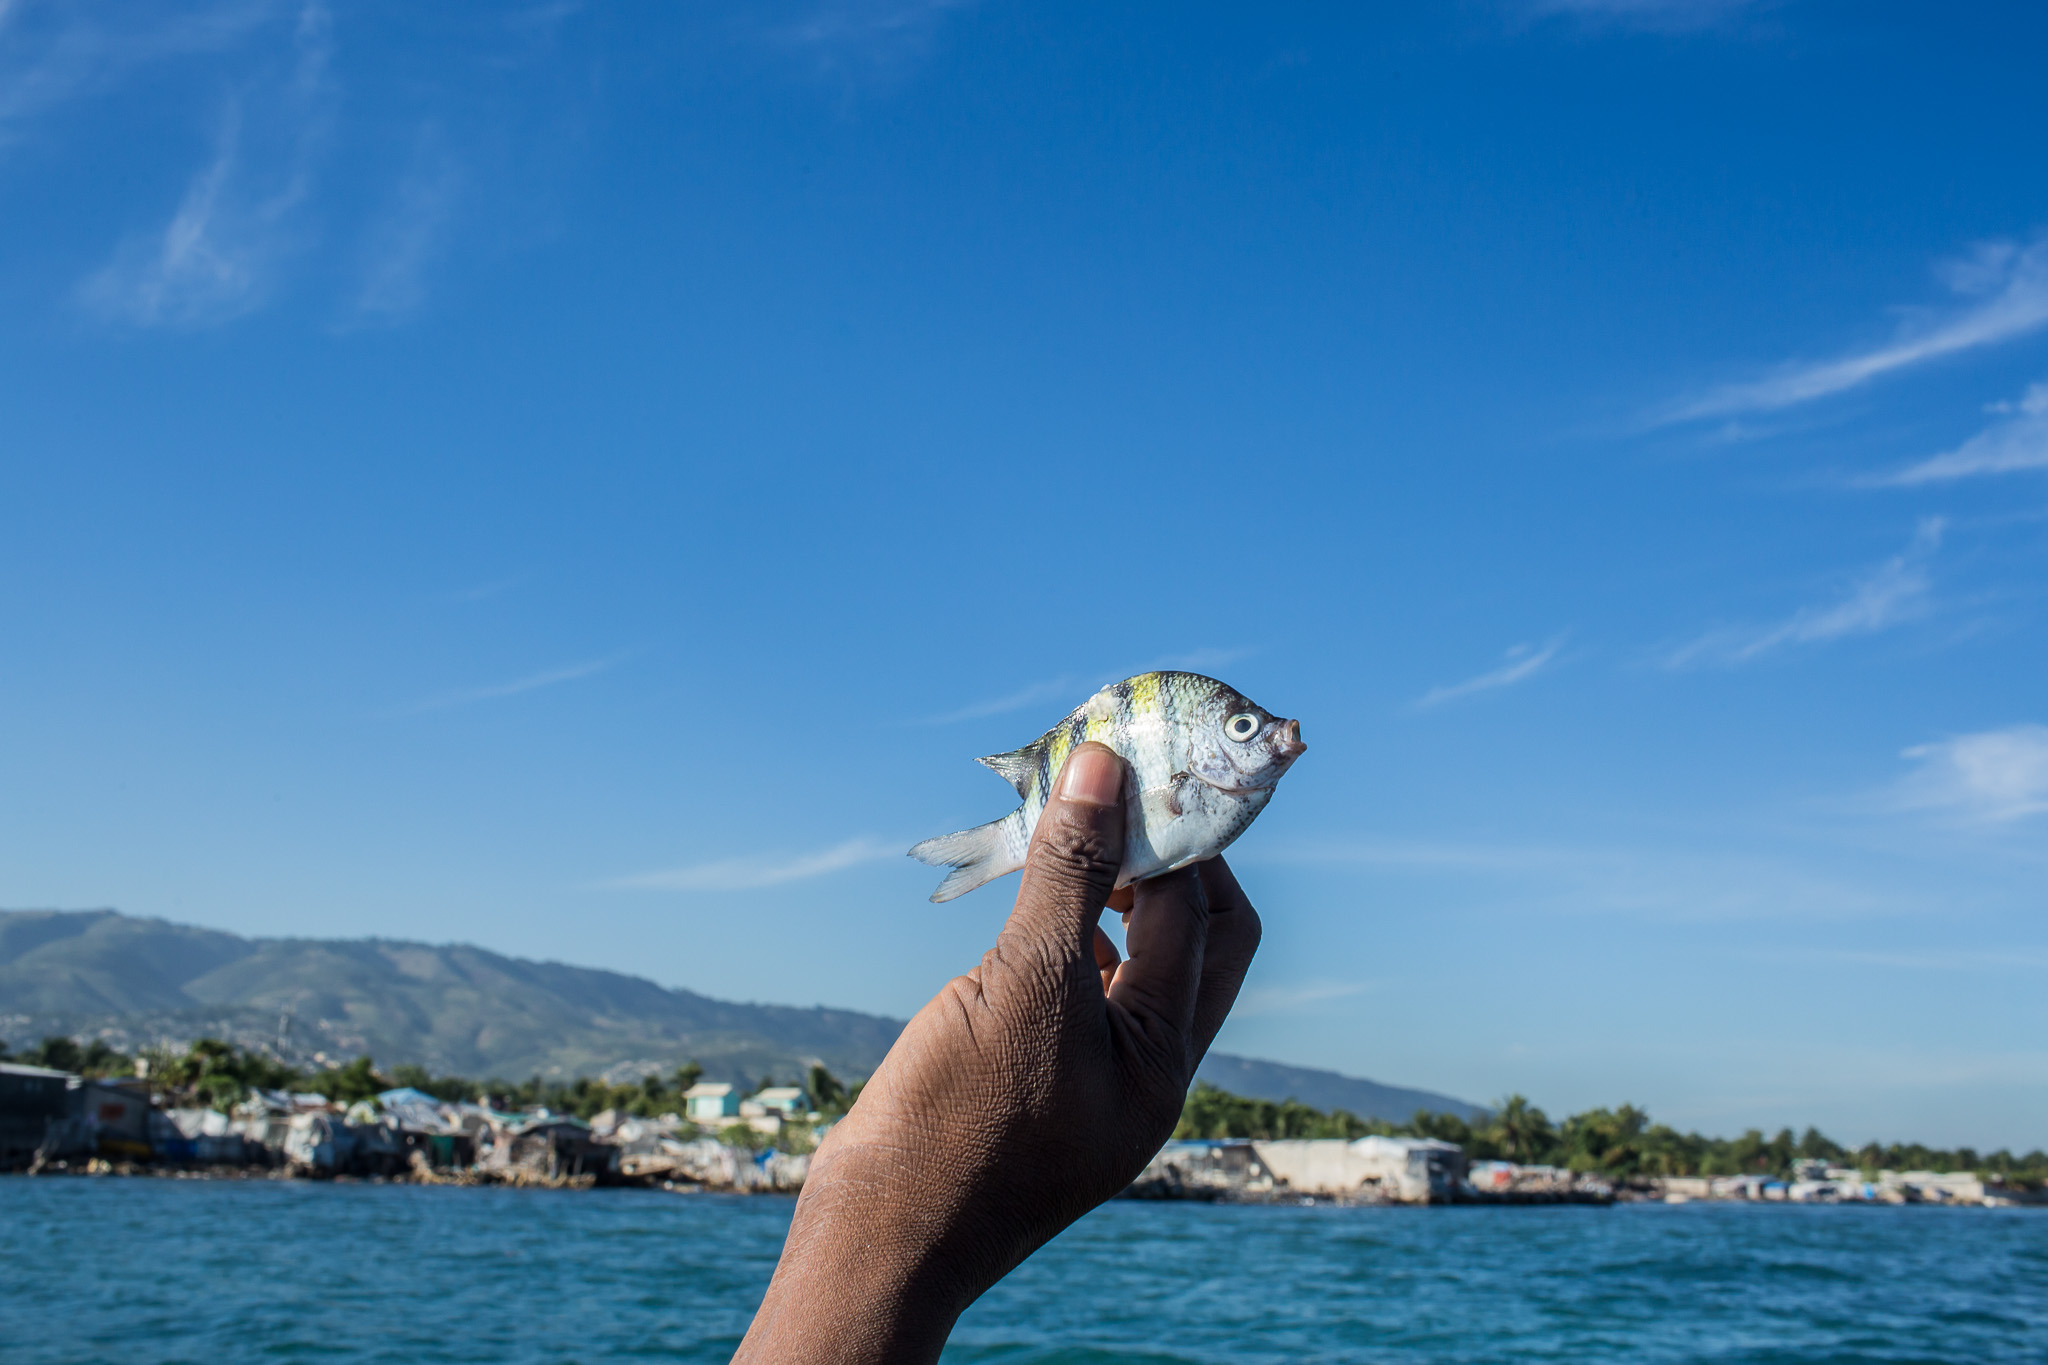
[
  {"x1": 1796, "y1": 1126, "x2": 1842, "y2": 1161},
  {"x1": 388, "y1": 1063, "x2": 433, "y2": 1091},
  {"x1": 13, "y1": 1035, "x2": 135, "y2": 1077},
  {"x1": 1559, "y1": 1105, "x2": 1650, "y2": 1175},
  {"x1": 809, "y1": 1064, "x2": 848, "y2": 1116},
  {"x1": 28, "y1": 1036, "x2": 85, "y2": 1073},
  {"x1": 322, "y1": 1056, "x2": 388, "y2": 1105},
  {"x1": 673, "y1": 1061, "x2": 705, "y2": 1093},
  {"x1": 1483, "y1": 1095, "x2": 1555, "y2": 1164},
  {"x1": 1411, "y1": 1109, "x2": 1474, "y2": 1146}
]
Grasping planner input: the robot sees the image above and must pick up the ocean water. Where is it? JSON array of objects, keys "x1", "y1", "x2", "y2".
[{"x1": 3, "y1": 1179, "x2": 2044, "y2": 1364}]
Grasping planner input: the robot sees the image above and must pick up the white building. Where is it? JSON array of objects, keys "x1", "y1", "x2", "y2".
[
  {"x1": 737, "y1": 1087, "x2": 810, "y2": 1136},
  {"x1": 1252, "y1": 1136, "x2": 1466, "y2": 1203},
  {"x1": 750, "y1": 1086, "x2": 809, "y2": 1117}
]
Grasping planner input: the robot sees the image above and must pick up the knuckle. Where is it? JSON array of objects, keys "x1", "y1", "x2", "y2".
[
  {"x1": 1034, "y1": 816, "x2": 1121, "y2": 887},
  {"x1": 988, "y1": 932, "x2": 1076, "y2": 1004}
]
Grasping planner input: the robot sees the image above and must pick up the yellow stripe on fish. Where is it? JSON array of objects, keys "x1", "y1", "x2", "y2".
[{"x1": 1128, "y1": 671, "x2": 1162, "y2": 721}]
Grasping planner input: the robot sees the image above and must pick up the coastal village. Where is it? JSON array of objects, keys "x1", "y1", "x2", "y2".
[
  {"x1": 1128, "y1": 1138, "x2": 2027, "y2": 1207},
  {"x1": 3, "y1": 1052, "x2": 2034, "y2": 1206},
  {"x1": 2, "y1": 1059, "x2": 820, "y2": 1193}
]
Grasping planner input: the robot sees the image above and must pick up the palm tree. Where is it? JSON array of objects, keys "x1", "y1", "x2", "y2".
[{"x1": 1487, "y1": 1094, "x2": 1553, "y2": 1164}]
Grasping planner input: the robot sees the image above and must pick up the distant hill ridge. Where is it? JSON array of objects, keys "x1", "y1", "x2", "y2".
[{"x1": 0, "y1": 908, "x2": 1478, "y2": 1119}]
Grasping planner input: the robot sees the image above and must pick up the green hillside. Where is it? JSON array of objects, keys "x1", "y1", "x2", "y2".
[
  {"x1": 0, "y1": 908, "x2": 1477, "y2": 1120},
  {"x1": 0, "y1": 909, "x2": 901, "y2": 1086}
]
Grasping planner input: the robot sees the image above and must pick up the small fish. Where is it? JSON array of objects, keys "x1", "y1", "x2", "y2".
[{"x1": 910, "y1": 672, "x2": 1307, "y2": 902}]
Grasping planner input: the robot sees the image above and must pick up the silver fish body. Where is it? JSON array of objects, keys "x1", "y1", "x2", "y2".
[{"x1": 909, "y1": 672, "x2": 1306, "y2": 902}]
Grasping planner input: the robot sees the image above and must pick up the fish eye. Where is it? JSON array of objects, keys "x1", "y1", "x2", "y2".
[{"x1": 1225, "y1": 713, "x2": 1260, "y2": 742}]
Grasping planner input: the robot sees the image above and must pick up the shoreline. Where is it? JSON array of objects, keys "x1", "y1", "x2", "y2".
[{"x1": 11, "y1": 1162, "x2": 2042, "y2": 1209}]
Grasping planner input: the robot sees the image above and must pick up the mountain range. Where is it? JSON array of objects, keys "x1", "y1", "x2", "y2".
[{"x1": 0, "y1": 908, "x2": 1479, "y2": 1120}]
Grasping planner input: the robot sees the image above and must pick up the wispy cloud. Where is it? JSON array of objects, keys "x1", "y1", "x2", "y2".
[
  {"x1": 921, "y1": 675, "x2": 1081, "y2": 726},
  {"x1": 0, "y1": 0, "x2": 271, "y2": 136},
  {"x1": 1660, "y1": 238, "x2": 2048, "y2": 423},
  {"x1": 604, "y1": 837, "x2": 897, "y2": 892},
  {"x1": 349, "y1": 122, "x2": 461, "y2": 322},
  {"x1": 1662, "y1": 520, "x2": 1942, "y2": 668},
  {"x1": 13, "y1": 2, "x2": 573, "y2": 328},
  {"x1": 1416, "y1": 635, "x2": 1566, "y2": 708},
  {"x1": 78, "y1": 106, "x2": 277, "y2": 324},
  {"x1": 772, "y1": 0, "x2": 976, "y2": 79},
  {"x1": 403, "y1": 655, "x2": 621, "y2": 713},
  {"x1": 1870, "y1": 381, "x2": 2048, "y2": 486},
  {"x1": 77, "y1": 1, "x2": 332, "y2": 328},
  {"x1": 1232, "y1": 980, "x2": 1374, "y2": 1017},
  {"x1": 1896, "y1": 724, "x2": 2048, "y2": 825},
  {"x1": 1524, "y1": 0, "x2": 1761, "y2": 31}
]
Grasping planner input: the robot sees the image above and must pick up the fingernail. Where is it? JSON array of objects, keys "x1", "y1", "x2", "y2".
[{"x1": 1061, "y1": 745, "x2": 1123, "y2": 807}]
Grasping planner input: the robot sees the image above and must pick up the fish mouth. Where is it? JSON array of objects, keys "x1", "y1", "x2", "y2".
[
  {"x1": 1271, "y1": 718, "x2": 1306, "y2": 760},
  {"x1": 1192, "y1": 719, "x2": 1307, "y2": 795},
  {"x1": 1193, "y1": 772, "x2": 1261, "y2": 795}
]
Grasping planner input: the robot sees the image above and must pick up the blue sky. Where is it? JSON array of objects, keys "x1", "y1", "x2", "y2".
[{"x1": 3, "y1": 0, "x2": 2044, "y2": 1148}]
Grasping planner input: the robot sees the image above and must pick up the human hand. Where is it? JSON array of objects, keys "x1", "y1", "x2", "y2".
[{"x1": 732, "y1": 741, "x2": 1263, "y2": 1364}]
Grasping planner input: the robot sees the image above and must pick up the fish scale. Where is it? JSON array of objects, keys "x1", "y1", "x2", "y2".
[{"x1": 909, "y1": 671, "x2": 1306, "y2": 902}]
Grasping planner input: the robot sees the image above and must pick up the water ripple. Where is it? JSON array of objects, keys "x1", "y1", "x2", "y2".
[{"x1": 3, "y1": 1182, "x2": 2043, "y2": 1364}]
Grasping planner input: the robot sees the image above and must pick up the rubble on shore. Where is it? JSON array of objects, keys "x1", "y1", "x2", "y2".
[
  {"x1": 1123, "y1": 1139, "x2": 2040, "y2": 1207},
  {"x1": 1124, "y1": 1137, "x2": 1616, "y2": 1205}
]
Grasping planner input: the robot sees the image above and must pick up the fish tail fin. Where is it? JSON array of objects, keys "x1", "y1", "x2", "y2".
[{"x1": 909, "y1": 809, "x2": 1027, "y2": 903}]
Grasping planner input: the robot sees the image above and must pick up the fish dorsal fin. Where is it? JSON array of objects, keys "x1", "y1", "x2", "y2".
[{"x1": 976, "y1": 744, "x2": 1041, "y2": 797}]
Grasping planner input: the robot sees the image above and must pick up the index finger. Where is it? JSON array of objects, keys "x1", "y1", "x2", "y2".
[
  {"x1": 1106, "y1": 862, "x2": 1210, "y2": 1054},
  {"x1": 1187, "y1": 856, "x2": 1262, "y2": 1058}
]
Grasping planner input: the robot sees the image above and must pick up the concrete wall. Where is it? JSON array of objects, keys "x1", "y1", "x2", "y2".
[{"x1": 1252, "y1": 1137, "x2": 1466, "y2": 1202}]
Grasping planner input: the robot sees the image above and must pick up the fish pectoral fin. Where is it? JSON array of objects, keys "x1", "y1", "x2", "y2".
[
  {"x1": 975, "y1": 745, "x2": 1041, "y2": 797},
  {"x1": 1167, "y1": 771, "x2": 1196, "y2": 818}
]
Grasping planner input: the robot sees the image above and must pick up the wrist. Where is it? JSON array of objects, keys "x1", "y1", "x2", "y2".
[{"x1": 733, "y1": 1142, "x2": 978, "y2": 1365}]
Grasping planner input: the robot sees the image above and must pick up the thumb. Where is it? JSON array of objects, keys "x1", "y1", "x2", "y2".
[{"x1": 1005, "y1": 743, "x2": 1127, "y2": 955}]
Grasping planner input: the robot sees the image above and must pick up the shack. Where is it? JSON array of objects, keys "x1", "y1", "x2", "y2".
[
  {"x1": 491, "y1": 1117, "x2": 618, "y2": 1182},
  {"x1": 0, "y1": 1062, "x2": 71, "y2": 1167},
  {"x1": 1125, "y1": 1139, "x2": 1276, "y2": 1200},
  {"x1": 69, "y1": 1079, "x2": 154, "y2": 1160},
  {"x1": 683, "y1": 1082, "x2": 739, "y2": 1123}
]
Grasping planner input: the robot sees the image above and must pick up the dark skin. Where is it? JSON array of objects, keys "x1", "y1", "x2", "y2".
[{"x1": 732, "y1": 742, "x2": 1264, "y2": 1364}]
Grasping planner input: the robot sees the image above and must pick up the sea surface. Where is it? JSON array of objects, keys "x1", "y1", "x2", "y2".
[{"x1": 4, "y1": 1179, "x2": 2044, "y2": 1364}]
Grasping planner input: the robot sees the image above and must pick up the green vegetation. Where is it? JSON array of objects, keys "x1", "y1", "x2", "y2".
[
  {"x1": 1176, "y1": 1083, "x2": 2048, "y2": 1187},
  {"x1": 3, "y1": 1035, "x2": 136, "y2": 1077},
  {"x1": 808, "y1": 1063, "x2": 862, "y2": 1118},
  {"x1": 303, "y1": 1056, "x2": 733, "y2": 1121},
  {"x1": 146, "y1": 1038, "x2": 302, "y2": 1108},
  {"x1": 477, "y1": 1066, "x2": 719, "y2": 1120}
]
